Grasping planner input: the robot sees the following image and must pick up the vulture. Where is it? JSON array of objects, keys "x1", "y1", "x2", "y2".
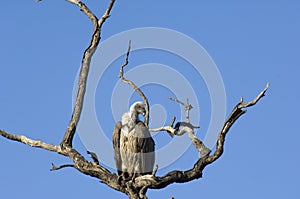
[{"x1": 112, "y1": 101, "x2": 155, "y2": 179}]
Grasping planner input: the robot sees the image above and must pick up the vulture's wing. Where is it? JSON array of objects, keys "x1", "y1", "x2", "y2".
[
  {"x1": 112, "y1": 121, "x2": 122, "y2": 175},
  {"x1": 135, "y1": 122, "x2": 155, "y2": 175}
]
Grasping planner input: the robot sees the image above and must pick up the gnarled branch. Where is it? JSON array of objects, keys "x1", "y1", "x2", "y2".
[
  {"x1": 131, "y1": 83, "x2": 269, "y2": 191},
  {"x1": 0, "y1": 1, "x2": 269, "y2": 198}
]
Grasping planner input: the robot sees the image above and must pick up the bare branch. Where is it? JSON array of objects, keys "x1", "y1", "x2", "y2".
[
  {"x1": 1, "y1": 1, "x2": 269, "y2": 198},
  {"x1": 119, "y1": 41, "x2": 150, "y2": 127},
  {"x1": 168, "y1": 97, "x2": 193, "y2": 123},
  {"x1": 206, "y1": 83, "x2": 270, "y2": 164},
  {"x1": 152, "y1": 164, "x2": 159, "y2": 176},
  {"x1": 149, "y1": 97, "x2": 199, "y2": 137},
  {"x1": 139, "y1": 186, "x2": 148, "y2": 199},
  {"x1": 87, "y1": 150, "x2": 100, "y2": 165},
  {"x1": 149, "y1": 116, "x2": 178, "y2": 137},
  {"x1": 173, "y1": 120, "x2": 199, "y2": 133},
  {"x1": 50, "y1": 163, "x2": 75, "y2": 171},
  {"x1": 0, "y1": 130, "x2": 62, "y2": 154},
  {"x1": 170, "y1": 116, "x2": 176, "y2": 127},
  {"x1": 168, "y1": 97, "x2": 185, "y2": 106},
  {"x1": 1, "y1": 0, "x2": 123, "y2": 196},
  {"x1": 238, "y1": 82, "x2": 270, "y2": 109},
  {"x1": 153, "y1": 122, "x2": 209, "y2": 157},
  {"x1": 98, "y1": 0, "x2": 115, "y2": 28},
  {"x1": 187, "y1": 132, "x2": 211, "y2": 157},
  {"x1": 62, "y1": 0, "x2": 115, "y2": 147},
  {"x1": 131, "y1": 84, "x2": 269, "y2": 191},
  {"x1": 149, "y1": 126, "x2": 176, "y2": 134},
  {"x1": 0, "y1": 129, "x2": 123, "y2": 192},
  {"x1": 65, "y1": 147, "x2": 124, "y2": 193},
  {"x1": 185, "y1": 98, "x2": 192, "y2": 123},
  {"x1": 66, "y1": 0, "x2": 80, "y2": 6},
  {"x1": 150, "y1": 123, "x2": 198, "y2": 135}
]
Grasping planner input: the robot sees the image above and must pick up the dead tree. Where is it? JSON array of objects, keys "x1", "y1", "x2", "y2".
[{"x1": 0, "y1": 1, "x2": 269, "y2": 199}]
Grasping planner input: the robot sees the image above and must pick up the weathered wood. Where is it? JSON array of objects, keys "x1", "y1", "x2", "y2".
[{"x1": 0, "y1": 1, "x2": 269, "y2": 198}]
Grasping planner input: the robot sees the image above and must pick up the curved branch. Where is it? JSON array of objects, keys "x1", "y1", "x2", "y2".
[
  {"x1": 61, "y1": 0, "x2": 115, "y2": 147},
  {"x1": 1, "y1": 0, "x2": 121, "y2": 195},
  {"x1": 149, "y1": 122, "x2": 199, "y2": 136},
  {"x1": 50, "y1": 163, "x2": 75, "y2": 171},
  {"x1": 149, "y1": 126, "x2": 176, "y2": 134},
  {"x1": 149, "y1": 116, "x2": 176, "y2": 137},
  {"x1": 205, "y1": 82, "x2": 270, "y2": 164},
  {"x1": 119, "y1": 41, "x2": 150, "y2": 127},
  {"x1": 132, "y1": 83, "x2": 269, "y2": 191}
]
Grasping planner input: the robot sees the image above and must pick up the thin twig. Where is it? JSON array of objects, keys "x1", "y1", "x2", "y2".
[
  {"x1": 87, "y1": 150, "x2": 100, "y2": 165},
  {"x1": 185, "y1": 98, "x2": 192, "y2": 123},
  {"x1": 98, "y1": 0, "x2": 115, "y2": 28},
  {"x1": 152, "y1": 164, "x2": 159, "y2": 176},
  {"x1": 238, "y1": 82, "x2": 270, "y2": 108},
  {"x1": 168, "y1": 97, "x2": 193, "y2": 123},
  {"x1": 174, "y1": 122, "x2": 199, "y2": 131},
  {"x1": 119, "y1": 41, "x2": 150, "y2": 127},
  {"x1": 50, "y1": 163, "x2": 75, "y2": 171},
  {"x1": 170, "y1": 116, "x2": 176, "y2": 127},
  {"x1": 168, "y1": 97, "x2": 185, "y2": 106}
]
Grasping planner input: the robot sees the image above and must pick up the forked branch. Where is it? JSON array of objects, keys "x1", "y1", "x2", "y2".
[
  {"x1": 62, "y1": 0, "x2": 116, "y2": 147},
  {"x1": 150, "y1": 97, "x2": 199, "y2": 137},
  {"x1": 132, "y1": 83, "x2": 269, "y2": 191},
  {"x1": 206, "y1": 82, "x2": 270, "y2": 164},
  {"x1": 0, "y1": 0, "x2": 269, "y2": 198},
  {"x1": 168, "y1": 97, "x2": 193, "y2": 123},
  {"x1": 1, "y1": 0, "x2": 122, "y2": 195}
]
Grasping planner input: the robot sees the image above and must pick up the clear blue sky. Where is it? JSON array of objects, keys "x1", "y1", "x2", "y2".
[{"x1": 0, "y1": 0, "x2": 299, "y2": 198}]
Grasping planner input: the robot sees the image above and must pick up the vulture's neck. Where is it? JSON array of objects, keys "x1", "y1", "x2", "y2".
[
  {"x1": 130, "y1": 109, "x2": 139, "y2": 123},
  {"x1": 121, "y1": 110, "x2": 138, "y2": 136}
]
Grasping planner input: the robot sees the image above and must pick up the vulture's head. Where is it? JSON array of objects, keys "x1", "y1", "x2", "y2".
[{"x1": 130, "y1": 101, "x2": 146, "y2": 117}]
